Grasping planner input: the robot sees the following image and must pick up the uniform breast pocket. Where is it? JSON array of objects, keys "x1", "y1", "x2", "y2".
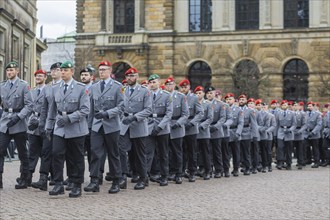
[
  {"x1": 67, "y1": 98, "x2": 79, "y2": 110},
  {"x1": 105, "y1": 96, "x2": 116, "y2": 108},
  {"x1": 132, "y1": 98, "x2": 143, "y2": 110}
]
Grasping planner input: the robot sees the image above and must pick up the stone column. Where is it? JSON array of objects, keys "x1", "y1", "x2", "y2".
[{"x1": 175, "y1": 0, "x2": 188, "y2": 32}]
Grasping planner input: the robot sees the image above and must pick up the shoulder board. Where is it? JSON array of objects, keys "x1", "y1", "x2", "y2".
[
  {"x1": 203, "y1": 100, "x2": 211, "y2": 104},
  {"x1": 162, "y1": 90, "x2": 170, "y2": 94},
  {"x1": 176, "y1": 91, "x2": 185, "y2": 97},
  {"x1": 113, "y1": 80, "x2": 121, "y2": 86},
  {"x1": 0, "y1": 80, "x2": 7, "y2": 84},
  {"x1": 76, "y1": 82, "x2": 85, "y2": 86},
  {"x1": 140, "y1": 85, "x2": 149, "y2": 90},
  {"x1": 20, "y1": 79, "x2": 28, "y2": 84}
]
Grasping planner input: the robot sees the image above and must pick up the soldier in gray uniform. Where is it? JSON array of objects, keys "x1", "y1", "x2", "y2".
[
  {"x1": 179, "y1": 79, "x2": 203, "y2": 182},
  {"x1": 164, "y1": 77, "x2": 189, "y2": 184},
  {"x1": 263, "y1": 104, "x2": 277, "y2": 172},
  {"x1": 120, "y1": 68, "x2": 152, "y2": 190},
  {"x1": 146, "y1": 74, "x2": 173, "y2": 186},
  {"x1": 205, "y1": 87, "x2": 226, "y2": 178},
  {"x1": 85, "y1": 61, "x2": 124, "y2": 194},
  {"x1": 237, "y1": 94, "x2": 258, "y2": 175},
  {"x1": 27, "y1": 69, "x2": 52, "y2": 191},
  {"x1": 225, "y1": 93, "x2": 244, "y2": 177},
  {"x1": 301, "y1": 102, "x2": 323, "y2": 168},
  {"x1": 247, "y1": 98, "x2": 260, "y2": 174},
  {"x1": 269, "y1": 100, "x2": 281, "y2": 159},
  {"x1": 46, "y1": 61, "x2": 90, "y2": 198},
  {"x1": 276, "y1": 100, "x2": 297, "y2": 170},
  {"x1": 322, "y1": 104, "x2": 330, "y2": 166},
  {"x1": 292, "y1": 102, "x2": 306, "y2": 169},
  {"x1": 195, "y1": 86, "x2": 213, "y2": 180},
  {"x1": 0, "y1": 61, "x2": 33, "y2": 189}
]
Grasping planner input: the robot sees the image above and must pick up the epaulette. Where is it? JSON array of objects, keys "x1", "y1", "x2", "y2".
[
  {"x1": 203, "y1": 99, "x2": 211, "y2": 104},
  {"x1": 20, "y1": 79, "x2": 28, "y2": 84},
  {"x1": 161, "y1": 90, "x2": 170, "y2": 94},
  {"x1": 113, "y1": 80, "x2": 121, "y2": 86},
  {"x1": 176, "y1": 91, "x2": 185, "y2": 97},
  {"x1": 0, "y1": 80, "x2": 7, "y2": 84},
  {"x1": 141, "y1": 85, "x2": 148, "y2": 89},
  {"x1": 76, "y1": 82, "x2": 85, "y2": 86}
]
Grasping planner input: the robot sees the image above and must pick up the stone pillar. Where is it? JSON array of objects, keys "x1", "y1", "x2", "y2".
[
  {"x1": 271, "y1": 0, "x2": 283, "y2": 29},
  {"x1": 260, "y1": 0, "x2": 272, "y2": 29},
  {"x1": 175, "y1": 0, "x2": 188, "y2": 32},
  {"x1": 212, "y1": 0, "x2": 222, "y2": 31}
]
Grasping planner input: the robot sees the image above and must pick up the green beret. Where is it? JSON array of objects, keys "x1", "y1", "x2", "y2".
[
  {"x1": 5, "y1": 61, "x2": 19, "y2": 69},
  {"x1": 148, "y1": 74, "x2": 160, "y2": 82},
  {"x1": 60, "y1": 61, "x2": 74, "y2": 68}
]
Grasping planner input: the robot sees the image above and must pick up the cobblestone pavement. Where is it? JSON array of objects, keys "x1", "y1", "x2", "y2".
[{"x1": 0, "y1": 159, "x2": 329, "y2": 220}]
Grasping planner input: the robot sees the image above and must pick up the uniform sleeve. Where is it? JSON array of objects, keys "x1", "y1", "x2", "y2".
[
  {"x1": 17, "y1": 84, "x2": 33, "y2": 119},
  {"x1": 190, "y1": 96, "x2": 203, "y2": 125},
  {"x1": 200, "y1": 103, "x2": 213, "y2": 129},
  {"x1": 106, "y1": 84, "x2": 124, "y2": 119},
  {"x1": 236, "y1": 109, "x2": 244, "y2": 135},
  {"x1": 312, "y1": 113, "x2": 323, "y2": 134},
  {"x1": 177, "y1": 95, "x2": 189, "y2": 126},
  {"x1": 224, "y1": 105, "x2": 233, "y2": 127},
  {"x1": 68, "y1": 87, "x2": 90, "y2": 123},
  {"x1": 88, "y1": 87, "x2": 94, "y2": 129},
  {"x1": 158, "y1": 94, "x2": 173, "y2": 129},
  {"x1": 213, "y1": 104, "x2": 226, "y2": 130},
  {"x1": 135, "y1": 89, "x2": 152, "y2": 121},
  {"x1": 250, "y1": 110, "x2": 259, "y2": 138},
  {"x1": 45, "y1": 87, "x2": 57, "y2": 130},
  {"x1": 289, "y1": 114, "x2": 297, "y2": 132},
  {"x1": 266, "y1": 115, "x2": 276, "y2": 133}
]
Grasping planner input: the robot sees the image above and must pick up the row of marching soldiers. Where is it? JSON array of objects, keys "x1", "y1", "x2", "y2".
[{"x1": 0, "y1": 60, "x2": 329, "y2": 198}]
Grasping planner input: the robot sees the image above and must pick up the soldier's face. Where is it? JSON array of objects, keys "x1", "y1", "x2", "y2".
[
  {"x1": 61, "y1": 68, "x2": 74, "y2": 82},
  {"x1": 262, "y1": 105, "x2": 268, "y2": 111},
  {"x1": 35, "y1": 74, "x2": 46, "y2": 85},
  {"x1": 206, "y1": 91, "x2": 215, "y2": 100},
  {"x1": 165, "y1": 82, "x2": 175, "y2": 93},
  {"x1": 248, "y1": 102, "x2": 255, "y2": 108},
  {"x1": 126, "y1": 74, "x2": 138, "y2": 86},
  {"x1": 98, "y1": 66, "x2": 112, "y2": 80},
  {"x1": 180, "y1": 85, "x2": 190, "y2": 94},
  {"x1": 51, "y1": 68, "x2": 61, "y2": 80},
  {"x1": 307, "y1": 104, "x2": 314, "y2": 111},
  {"x1": 149, "y1": 79, "x2": 160, "y2": 91},
  {"x1": 256, "y1": 104, "x2": 262, "y2": 110},
  {"x1": 270, "y1": 103, "x2": 277, "y2": 109},
  {"x1": 195, "y1": 91, "x2": 204, "y2": 100},
  {"x1": 281, "y1": 103, "x2": 288, "y2": 110},
  {"x1": 6, "y1": 68, "x2": 19, "y2": 80},
  {"x1": 293, "y1": 104, "x2": 299, "y2": 111},
  {"x1": 80, "y1": 72, "x2": 92, "y2": 84},
  {"x1": 226, "y1": 97, "x2": 234, "y2": 105},
  {"x1": 239, "y1": 98, "x2": 247, "y2": 106}
]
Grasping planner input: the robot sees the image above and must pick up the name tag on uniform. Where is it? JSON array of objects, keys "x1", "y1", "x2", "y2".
[
  {"x1": 8, "y1": 108, "x2": 13, "y2": 113},
  {"x1": 152, "y1": 114, "x2": 157, "y2": 118},
  {"x1": 62, "y1": 111, "x2": 67, "y2": 116}
]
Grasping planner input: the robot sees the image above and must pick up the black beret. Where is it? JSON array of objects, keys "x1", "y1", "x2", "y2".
[
  {"x1": 79, "y1": 67, "x2": 94, "y2": 75},
  {"x1": 50, "y1": 62, "x2": 62, "y2": 70},
  {"x1": 205, "y1": 86, "x2": 215, "y2": 92}
]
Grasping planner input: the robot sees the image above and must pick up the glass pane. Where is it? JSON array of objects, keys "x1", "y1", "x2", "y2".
[
  {"x1": 284, "y1": 0, "x2": 309, "y2": 28},
  {"x1": 114, "y1": 0, "x2": 135, "y2": 33},
  {"x1": 188, "y1": 61, "x2": 212, "y2": 90},
  {"x1": 236, "y1": 0, "x2": 259, "y2": 30}
]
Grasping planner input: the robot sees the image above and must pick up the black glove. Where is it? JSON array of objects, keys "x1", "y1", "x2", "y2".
[
  {"x1": 308, "y1": 132, "x2": 315, "y2": 138},
  {"x1": 57, "y1": 115, "x2": 70, "y2": 127},
  {"x1": 295, "y1": 130, "x2": 302, "y2": 135},
  {"x1": 210, "y1": 126, "x2": 218, "y2": 133},
  {"x1": 234, "y1": 133, "x2": 240, "y2": 140},
  {"x1": 45, "y1": 129, "x2": 53, "y2": 141},
  {"x1": 259, "y1": 127, "x2": 266, "y2": 132},
  {"x1": 284, "y1": 129, "x2": 291, "y2": 134},
  {"x1": 222, "y1": 124, "x2": 228, "y2": 129},
  {"x1": 95, "y1": 111, "x2": 108, "y2": 120},
  {"x1": 122, "y1": 115, "x2": 137, "y2": 125},
  {"x1": 198, "y1": 125, "x2": 204, "y2": 130},
  {"x1": 185, "y1": 122, "x2": 194, "y2": 130},
  {"x1": 171, "y1": 123, "x2": 180, "y2": 129},
  {"x1": 28, "y1": 118, "x2": 39, "y2": 131},
  {"x1": 324, "y1": 131, "x2": 330, "y2": 139},
  {"x1": 7, "y1": 115, "x2": 20, "y2": 128},
  {"x1": 151, "y1": 126, "x2": 162, "y2": 136}
]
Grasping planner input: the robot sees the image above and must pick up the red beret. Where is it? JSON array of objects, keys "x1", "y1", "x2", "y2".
[
  {"x1": 288, "y1": 101, "x2": 294, "y2": 106},
  {"x1": 224, "y1": 93, "x2": 234, "y2": 99},
  {"x1": 34, "y1": 69, "x2": 47, "y2": 76},
  {"x1": 270, "y1": 99, "x2": 278, "y2": 105},
  {"x1": 122, "y1": 79, "x2": 127, "y2": 84},
  {"x1": 179, "y1": 79, "x2": 190, "y2": 87},
  {"x1": 280, "y1": 100, "x2": 288, "y2": 105},
  {"x1": 247, "y1": 98, "x2": 255, "y2": 103},
  {"x1": 255, "y1": 99, "x2": 262, "y2": 105},
  {"x1": 238, "y1": 94, "x2": 247, "y2": 99},
  {"x1": 98, "y1": 60, "x2": 112, "y2": 67},
  {"x1": 125, "y1": 68, "x2": 138, "y2": 75},
  {"x1": 324, "y1": 103, "x2": 329, "y2": 108},
  {"x1": 160, "y1": 85, "x2": 165, "y2": 90},
  {"x1": 298, "y1": 101, "x2": 304, "y2": 106},
  {"x1": 194, "y1": 86, "x2": 204, "y2": 93},
  {"x1": 314, "y1": 102, "x2": 320, "y2": 107},
  {"x1": 307, "y1": 101, "x2": 314, "y2": 106},
  {"x1": 141, "y1": 80, "x2": 148, "y2": 85},
  {"x1": 164, "y1": 77, "x2": 174, "y2": 85}
]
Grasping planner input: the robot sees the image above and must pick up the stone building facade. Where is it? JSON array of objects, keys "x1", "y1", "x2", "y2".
[
  {"x1": 75, "y1": 0, "x2": 330, "y2": 103},
  {"x1": 0, "y1": 0, "x2": 46, "y2": 85}
]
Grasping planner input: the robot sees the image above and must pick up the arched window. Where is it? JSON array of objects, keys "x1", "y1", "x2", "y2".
[
  {"x1": 284, "y1": 0, "x2": 309, "y2": 28},
  {"x1": 188, "y1": 61, "x2": 212, "y2": 90},
  {"x1": 189, "y1": 0, "x2": 212, "y2": 32},
  {"x1": 112, "y1": 62, "x2": 131, "y2": 83},
  {"x1": 233, "y1": 59, "x2": 260, "y2": 98},
  {"x1": 235, "y1": 0, "x2": 259, "y2": 30},
  {"x1": 283, "y1": 59, "x2": 309, "y2": 102},
  {"x1": 114, "y1": 0, "x2": 135, "y2": 33}
]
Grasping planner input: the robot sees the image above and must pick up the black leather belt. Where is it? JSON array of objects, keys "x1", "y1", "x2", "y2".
[
  {"x1": 188, "y1": 116, "x2": 194, "y2": 119},
  {"x1": 149, "y1": 113, "x2": 165, "y2": 118},
  {"x1": 230, "y1": 125, "x2": 237, "y2": 129},
  {"x1": 243, "y1": 125, "x2": 250, "y2": 128},
  {"x1": 32, "y1": 111, "x2": 41, "y2": 117},
  {"x1": 58, "y1": 110, "x2": 74, "y2": 115},
  {"x1": 296, "y1": 126, "x2": 301, "y2": 129},
  {"x1": 324, "y1": 126, "x2": 329, "y2": 128},
  {"x1": 3, "y1": 108, "x2": 22, "y2": 113},
  {"x1": 211, "y1": 122, "x2": 217, "y2": 125},
  {"x1": 124, "y1": 113, "x2": 136, "y2": 117},
  {"x1": 172, "y1": 116, "x2": 181, "y2": 120},
  {"x1": 281, "y1": 126, "x2": 291, "y2": 129}
]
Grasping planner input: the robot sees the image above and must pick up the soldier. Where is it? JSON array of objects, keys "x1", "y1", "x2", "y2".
[
  {"x1": 84, "y1": 61, "x2": 124, "y2": 194},
  {"x1": 301, "y1": 102, "x2": 323, "y2": 168},
  {"x1": 276, "y1": 100, "x2": 297, "y2": 170},
  {"x1": 27, "y1": 69, "x2": 52, "y2": 191},
  {"x1": 292, "y1": 102, "x2": 306, "y2": 169},
  {"x1": 322, "y1": 104, "x2": 330, "y2": 166},
  {"x1": 263, "y1": 104, "x2": 276, "y2": 172},
  {"x1": 179, "y1": 79, "x2": 203, "y2": 182},
  {"x1": 247, "y1": 98, "x2": 260, "y2": 174},
  {"x1": 269, "y1": 100, "x2": 281, "y2": 158},
  {"x1": 0, "y1": 61, "x2": 33, "y2": 189},
  {"x1": 225, "y1": 93, "x2": 243, "y2": 176},
  {"x1": 164, "y1": 77, "x2": 189, "y2": 184},
  {"x1": 195, "y1": 86, "x2": 213, "y2": 180},
  {"x1": 46, "y1": 61, "x2": 90, "y2": 198},
  {"x1": 120, "y1": 67, "x2": 152, "y2": 190},
  {"x1": 205, "y1": 87, "x2": 226, "y2": 178},
  {"x1": 146, "y1": 74, "x2": 173, "y2": 186}
]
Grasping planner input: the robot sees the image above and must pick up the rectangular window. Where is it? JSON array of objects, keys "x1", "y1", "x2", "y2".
[
  {"x1": 189, "y1": 0, "x2": 212, "y2": 32},
  {"x1": 236, "y1": 0, "x2": 259, "y2": 30},
  {"x1": 13, "y1": 37, "x2": 19, "y2": 61},
  {"x1": 114, "y1": 0, "x2": 135, "y2": 33},
  {"x1": 284, "y1": 0, "x2": 309, "y2": 28},
  {"x1": 0, "y1": 30, "x2": 5, "y2": 51}
]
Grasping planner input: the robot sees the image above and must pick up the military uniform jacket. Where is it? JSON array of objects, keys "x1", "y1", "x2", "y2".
[
  {"x1": 46, "y1": 80, "x2": 90, "y2": 138},
  {"x1": 257, "y1": 110, "x2": 271, "y2": 141},
  {"x1": 185, "y1": 91, "x2": 203, "y2": 136},
  {"x1": 229, "y1": 105, "x2": 244, "y2": 142},
  {"x1": 197, "y1": 99, "x2": 213, "y2": 139},
  {"x1": 240, "y1": 106, "x2": 258, "y2": 141},
  {"x1": 27, "y1": 86, "x2": 47, "y2": 136},
  {"x1": 222, "y1": 102, "x2": 234, "y2": 138},
  {"x1": 277, "y1": 110, "x2": 297, "y2": 141},
  {"x1": 269, "y1": 108, "x2": 281, "y2": 137},
  {"x1": 0, "y1": 78, "x2": 33, "y2": 134},
  {"x1": 266, "y1": 113, "x2": 276, "y2": 141},
  {"x1": 148, "y1": 89, "x2": 173, "y2": 136},
  {"x1": 301, "y1": 110, "x2": 322, "y2": 139},
  {"x1": 323, "y1": 111, "x2": 330, "y2": 139},
  {"x1": 209, "y1": 99, "x2": 226, "y2": 139},
  {"x1": 169, "y1": 91, "x2": 189, "y2": 139},
  {"x1": 293, "y1": 110, "x2": 306, "y2": 141},
  {"x1": 120, "y1": 84, "x2": 152, "y2": 138},
  {"x1": 88, "y1": 79, "x2": 124, "y2": 134}
]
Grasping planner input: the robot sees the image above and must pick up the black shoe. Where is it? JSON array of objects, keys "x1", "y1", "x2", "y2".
[
  {"x1": 69, "y1": 185, "x2": 82, "y2": 198},
  {"x1": 311, "y1": 163, "x2": 319, "y2": 168},
  {"x1": 15, "y1": 173, "x2": 29, "y2": 189},
  {"x1": 305, "y1": 160, "x2": 312, "y2": 165},
  {"x1": 0, "y1": 173, "x2": 3, "y2": 189},
  {"x1": 188, "y1": 175, "x2": 195, "y2": 182},
  {"x1": 183, "y1": 171, "x2": 190, "y2": 179},
  {"x1": 63, "y1": 178, "x2": 69, "y2": 185},
  {"x1": 131, "y1": 175, "x2": 139, "y2": 183},
  {"x1": 257, "y1": 166, "x2": 262, "y2": 172},
  {"x1": 49, "y1": 184, "x2": 64, "y2": 196},
  {"x1": 31, "y1": 174, "x2": 48, "y2": 191},
  {"x1": 268, "y1": 167, "x2": 273, "y2": 172},
  {"x1": 134, "y1": 181, "x2": 145, "y2": 190},
  {"x1": 145, "y1": 178, "x2": 149, "y2": 187},
  {"x1": 167, "y1": 174, "x2": 175, "y2": 181},
  {"x1": 233, "y1": 170, "x2": 239, "y2": 177},
  {"x1": 276, "y1": 162, "x2": 283, "y2": 170},
  {"x1": 244, "y1": 171, "x2": 250, "y2": 176},
  {"x1": 119, "y1": 175, "x2": 127, "y2": 189},
  {"x1": 159, "y1": 178, "x2": 168, "y2": 186},
  {"x1": 286, "y1": 165, "x2": 292, "y2": 170},
  {"x1": 261, "y1": 168, "x2": 267, "y2": 173},
  {"x1": 105, "y1": 173, "x2": 113, "y2": 182},
  {"x1": 224, "y1": 171, "x2": 230, "y2": 178},
  {"x1": 240, "y1": 168, "x2": 245, "y2": 173},
  {"x1": 65, "y1": 182, "x2": 74, "y2": 191},
  {"x1": 251, "y1": 169, "x2": 257, "y2": 174},
  {"x1": 109, "y1": 182, "x2": 120, "y2": 194},
  {"x1": 203, "y1": 173, "x2": 210, "y2": 180},
  {"x1": 197, "y1": 168, "x2": 204, "y2": 177},
  {"x1": 298, "y1": 164, "x2": 302, "y2": 170},
  {"x1": 320, "y1": 161, "x2": 328, "y2": 167},
  {"x1": 214, "y1": 172, "x2": 221, "y2": 178},
  {"x1": 149, "y1": 174, "x2": 160, "y2": 183},
  {"x1": 83, "y1": 180, "x2": 99, "y2": 192},
  {"x1": 98, "y1": 175, "x2": 103, "y2": 185},
  {"x1": 49, "y1": 178, "x2": 55, "y2": 186},
  {"x1": 175, "y1": 176, "x2": 182, "y2": 184}
]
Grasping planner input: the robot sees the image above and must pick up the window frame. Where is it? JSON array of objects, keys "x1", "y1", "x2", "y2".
[
  {"x1": 235, "y1": 0, "x2": 259, "y2": 30},
  {"x1": 113, "y1": 0, "x2": 135, "y2": 33},
  {"x1": 284, "y1": 0, "x2": 309, "y2": 29},
  {"x1": 189, "y1": 0, "x2": 212, "y2": 32}
]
